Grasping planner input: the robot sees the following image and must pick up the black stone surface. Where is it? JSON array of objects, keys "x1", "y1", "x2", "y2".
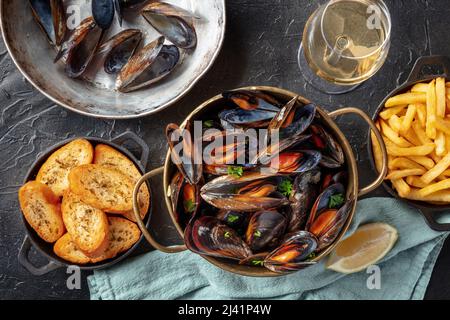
[{"x1": 1, "y1": 0, "x2": 450, "y2": 300}]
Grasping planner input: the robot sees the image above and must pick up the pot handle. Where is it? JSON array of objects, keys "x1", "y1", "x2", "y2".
[
  {"x1": 132, "y1": 166, "x2": 187, "y2": 253},
  {"x1": 18, "y1": 236, "x2": 62, "y2": 276},
  {"x1": 111, "y1": 131, "x2": 150, "y2": 167},
  {"x1": 328, "y1": 107, "x2": 388, "y2": 197},
  {"x1": 407, "y1": 55, "x2": 450, "y2": 83}
]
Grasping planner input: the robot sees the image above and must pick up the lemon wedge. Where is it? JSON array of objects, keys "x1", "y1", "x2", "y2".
[{"x1": 326, "y1": 223, "x2": 398, "y2": 274}]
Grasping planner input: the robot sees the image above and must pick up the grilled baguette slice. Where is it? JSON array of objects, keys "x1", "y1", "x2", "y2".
[
  {"x1": 62, "y1": 191, "x2": 109, "y2": 257},
  {"x1": 94, "y1": 144, "x2": 150, "y2": 221},
  {"x1": 36, "y1": 139, "x2": 94, "y2": 197},
  {"x1": 54, "y1": 233, "x2": 90, "y2": 264},
  {"x1": 19, "y1": 181, "x2": 65, "y2": 243},
  {"x1": 91, "y1": 217, "x2": 141, "y2": 263},
  {"x1": 68, "y1": 164, "x2": 135, "y2": 213}
]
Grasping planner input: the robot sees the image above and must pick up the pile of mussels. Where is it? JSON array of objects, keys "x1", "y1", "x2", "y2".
[
  {"x1": 29, "y1": 0, "x2": 198, "y2": 92},
  {"x1": 166, "y1": 90, "x2": 354, "y2": 273}
]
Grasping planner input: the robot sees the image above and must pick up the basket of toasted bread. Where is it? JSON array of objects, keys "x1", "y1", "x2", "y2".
[{"x1": 18, "y1": 132, "x2": 151, "y2": 274}]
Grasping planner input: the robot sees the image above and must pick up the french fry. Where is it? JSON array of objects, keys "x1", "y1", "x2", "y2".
[
  {"x1": 418, "y1": 179, "x2": 450, "y2": 197},
  {"x1": 430, "y1": 152, "x2": 443, "y2": 164},
  {"x1": 401, "y1": 105, "x2": 416, "y2": 134},
  {"x1": 386, "y1": 169, "x2": 426, "y2": 180},
  {"x1": 412, "y1": 121, "x2": 433, "y2": 144},
  {"x1": 379, "y1": 105, "x2": 407, "y2": 120},
  {"x1": 380, "y1": 119, "x2": 411, "y2": 148},
  {"x1": 406, "y1": 176, "x2": 429, "y2": 189},
  {"x1": 385, "y1": 92, "x2": 427, "y2": 108},
  {"x1": 388, "y1": 115, "x2": 402, "y2": 133},
  {"x1": 403, "y1": 128, "x2": 422, "y2": 146},
  {"x1": 421, "y1": 152, "x2": 450, "y2": 184},
  {"x1": 415, "y1": 104, "x2": 427, "y2": 128},
  {"x1": 386, "y1": 143, "x2": 435, "y2": 157},
  {"x1": 390, "y1": 157, "x2": 425, "y2": 170},
  {"x1": 435, "y1": 118, "x2": 450, "y2": 135},
  {"x1": 436, "y1": 131, "x2": 447, "y2": 156},
  {"x1": 406, "y1": 156, "x2": 435, "y2": 170},
  {"x1": 391, "y1": 179, "x2": 411, "y2": 197},
  {"x1": 436, "y1": 77, "x2": 446, "y2": 118},
  {"x1": 411, "y1": 83, "x2": 429, "y2": 93},
  {"x1": 426, "y1": 80, "x2": 437, "y2": 139},
  {"x1": 371, "y1": 130, "x2": 383, "y2": 174},
  {"x1": 404, "y1": 189, "x2": 450, "y2": 202},
  {"x1": 441, "y1": 169, "x2": 450, "y2": 176}
]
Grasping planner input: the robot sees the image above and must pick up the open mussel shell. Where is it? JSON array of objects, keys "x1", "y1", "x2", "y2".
[
  {"x1": 169, "y1": 171, "x2": 201, "y2": 227},
  {"x1": 306, "y1": 183, "x2": 346, "y2": 229},
  {"x1": 30, "y1": 0, "x2": 66, "y2": 46},
  {"x1": 288, "y1": 169, "x2": 321, "y2": 232},
  {"x1": 310, "y1": 124, "x2": 345, "y2": 168},
  {"x1": 114, "y1": 0, "x2": 149, "y2": 25},
  {"x1": 55, "y1": 17, "x2": 105, "y2": 78},
  {"x1": 216, "y1": 210, "x2": 249, "y2": 230},
  {"x1": 263, "y1": 231, "x2": 318, "y2": 273},
  {"x1": 98, "y1": 29, "x2": 142, "y2": 74},
  {"x1": 117, "y1": 37, "x2": 181, "y2": 92},
  {"x1": 218, "y1": 108, "x2": 278, "y2": 129},
  {"x1": 92, "y1": 0, "x2": 115, "y2": 30},
  {"x1": 184, "y1": 216, "x2": 252, "y2": 261},
  {"x1": 268, "y1": 150, "x2": 322, "y2": 174},
  {"x1": 142, "y1": 2, "x2": 199, "y2": 49},
  {"x1": 245, "y1": 211, "x2": 287, "y2": 252},
  {"x1": 222, "y1": 90, "x2": 282, "y2": 112}
]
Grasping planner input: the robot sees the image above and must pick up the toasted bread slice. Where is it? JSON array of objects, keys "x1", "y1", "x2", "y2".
[
  {"x1": 94, "y1": 144, "x2": 150, "y2": 221},
  {"x1": 68, "y1": 164, "x2": 135, "y2": 213},
  {"x1": 61, "y1": 191, "x2": 109, "y2": 257},
  {"x1": 54, "y1": 233, "x2": 90, "y2": 264},
  {"x1": 19, "y1": 181, "x2": 65, "y2": 243},
  {"x1": 37, "y1": 139, "x2": 94, "y2": 197},
  {"x1": 91, "y1": 217, "x2": 141, "y2": 263}
]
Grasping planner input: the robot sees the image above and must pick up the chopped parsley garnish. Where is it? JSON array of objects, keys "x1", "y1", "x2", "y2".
[
  {"x1": 329, "y1": 193, "x2": 345, "y2": 209},
  {"x1": 307, "y1": 252, "x2": 316, "y2": 260},
  {"x1": 251, "y1": 260, "x2": 264, "y2": 266},
  {"x1": 278, "y1": 178, "x2": 293, "y2": 197},
  {"x1": 204, "y1": 120, "x2": 214, "y2": 128},
  {"x1": 184, "y1": 199, "x2": 196, "y2": 213},
  {"x1": 224, "y1": 231, "x2": 231, "y2": 239},
  {"x1": 227, "y1": 214, "x2": 240, "y2": 223},
  {"x1": 227, "y1": 166, "x2": 244, "y2": 178},
  {"x1": 254, "y1": 230, "x2": 262, "y2": 238}
]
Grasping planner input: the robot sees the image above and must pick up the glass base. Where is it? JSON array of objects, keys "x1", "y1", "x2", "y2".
[{"x1": 297, "y1": 43, "x2": 361, "y2": 95}]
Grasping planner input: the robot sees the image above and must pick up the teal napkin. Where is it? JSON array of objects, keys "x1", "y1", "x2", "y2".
[{"x1": 88, "y1": 198, "x2": 448, "y2": 300}]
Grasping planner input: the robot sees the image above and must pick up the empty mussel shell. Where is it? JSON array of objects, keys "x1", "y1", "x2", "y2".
[
  {"x1": 30, "y1": 0, "x2": 66, "y2": 46},
  {"x1": 92, "y1": 0, "x2": 115, "y2": 30},
  {"x1": 114, "y1": 0, "x2": 148, "y2": 26},
  {"x1": 142, "y1": 2, "x2": 198, "y2": 49},
  {"x1": 98, "y1": 29, "x2": 142, "y2": 74}
]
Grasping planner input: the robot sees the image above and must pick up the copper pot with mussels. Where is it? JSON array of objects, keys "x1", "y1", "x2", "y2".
[{"x1": 132, "y1": 86, "x2": 388, "y2": 277}]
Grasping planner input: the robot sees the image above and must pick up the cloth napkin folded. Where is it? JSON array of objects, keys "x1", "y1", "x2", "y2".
[{"x1": 88, "y1": 198, "x2": 449, "y2": 300}]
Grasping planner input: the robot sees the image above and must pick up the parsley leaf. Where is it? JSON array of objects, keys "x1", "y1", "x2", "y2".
[
  {"x1": 329, "y1": 193, "x2": 345, "y2": 209},
  {"x1": 227, "y1": 166, "x2": 244, "y2": 178},
  {"x1": 204, "y1": 120, "x2": 214, "y2": 128},
  {"x1": 227, "y1": 214, "x2": 240, "y2": 223},
  {"x1": 251, "y1": 260, "x2": 264, "y2": 266},
  {"x1": 224, "y1": 231, "x2": 231, "y2": 239},
  {"x1": 278, "y1": 178, "x2": 293, "y2": 197},
  {"x1": 254, "y1": 230, "x2": 262, "y2": 238},
  {"x1": 184, "y1": 199, "x2": 196, "y2": 213}
]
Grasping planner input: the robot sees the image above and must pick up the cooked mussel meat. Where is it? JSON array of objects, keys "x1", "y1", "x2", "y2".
[
  {"x1": 169, "y1": 171, "x2": 200, "y2": 226},
  {"x1": 268, "y1": 151, "x2": 321, "y2": 174},
  {"x1": 142, "y1": 2, "x2": 198, "y2": 49},
  {"x1": 55, "y1": 17, "x2": 104, "y2": 78},
  {"x1": 99, "y1": 29, "x2": 142, "y2": 74},
  {"x1": 30, "y1": 0, "x2": 66, "y2": 46},
  {"x1": 222, "y1": 90, "x2": 281, "y2": 112},
  {"x1": 309, "y1": 124, "x2": 345, "y2": 168},
  {"x1": 184, "y1": 216, "x2": 252, "y2": 260},
  {"x1": 245, "y1": 211, "x2": 287, "y2": 252}
]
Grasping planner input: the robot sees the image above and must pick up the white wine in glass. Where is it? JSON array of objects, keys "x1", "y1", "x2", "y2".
[{"x1": 298, "y1": 0, "x2": 391, "y2": 94}]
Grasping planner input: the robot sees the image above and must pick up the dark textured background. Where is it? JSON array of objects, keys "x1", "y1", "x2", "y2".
[{"x1": 1, "y1": 0, "x2": 450, "y2": 300}]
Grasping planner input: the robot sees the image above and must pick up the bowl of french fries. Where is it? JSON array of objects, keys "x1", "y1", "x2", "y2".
[{"x1": 370, "y1": 56, "x2": 450, "y2": 231}]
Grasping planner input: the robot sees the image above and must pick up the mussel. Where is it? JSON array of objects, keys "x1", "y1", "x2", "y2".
[
  {"x1": 165, "y1": 122, "x2": 202, "y2": 185},
  {"x1": 116, "y1": 36, "x2": 181, "y2": 92},
  {"x1": 218, "y1": 109, "x2": 278, "y2": 129},
  {"x1": 306, "y1": 183, "x2": 352, "y2": 250},
  {"x1": 142, "y1": 2, "x2": 198, "y2": 49},
  {"x1": 217, "y1": 210, "x2": 249, "y2": 231},
  {"x1": 245, "y1": 211, "x2": 287, "y2": 252},
  {"x1": 114, "y1": 0, "x2": 149, "y2": 26},
  {"x1": 55, "y1": 17, "x2": 105, "y2": 78},
  {"x1": 98, "y1": 29, "x2": 143, "y2": 74},
  {"x1": 288, "y1": 169, "x2": 321, "y2": 232},
  {"x1": 264, "y1": 231, "x2": 318, "y2": 273},
  {"x1": 309, "y1": 125, "x2": 345, "y2": 168},
  {"x1": 268, "y1": 151, "x2": 321, "y2": 174},
  {"x1": 184, "y1": 216, "x2": 252, "y2": 260},
  {"x1": 92, "y1": 0, "x2": 115, "y2": 30},
  {"x1": 201, "y1": 173, "x2": 289, "y2": 212},
  {"x1": 30, "y1": 0, "x2": 66, "y2": 46},
  {"x1": 169, "y1": 171, "x2": 201, "y2": 226},
  {"x1": 222, "y1": 90, "x2": 282, "y2": 112}
]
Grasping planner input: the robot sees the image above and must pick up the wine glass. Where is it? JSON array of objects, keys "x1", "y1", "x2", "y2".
[{"x1": 298, "y1": 0, "x2": 391, "y2": 95}]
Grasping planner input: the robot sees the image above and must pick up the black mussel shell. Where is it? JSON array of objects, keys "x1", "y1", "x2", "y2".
[
  {"x1": 216, "y1": 210, "x2": 249, "y2": 230},
  {"x1": 310, "y1": 124, "x2": 345, "y2": 168},
  {"x1": 92, "y1": 0, "x2": 115, "y2": 30},
  {"x1": 222, "y1": 90, "x2": 281, "y2": 112},
  {"x1": 114, "y1": 0, "x2": 148, "y2": 25},
  {"x1": 218, "y1": 109, "x2": 278, "y2": 129},
  {"x1": 142, "y1": 2, "x2": 198, "y2": 49},
  {"x1": 184, "y1": 216, "x2": 252, "y2": 260},
  {"x1": 30, "y1": 0, "x2": 66, "y2": 46},
  {"x1": 99, "y1": 29, "x2": 142, "y2": 74},
  {"x1": 245, "y1": 211, "x2": 287, "y2": 252}
]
